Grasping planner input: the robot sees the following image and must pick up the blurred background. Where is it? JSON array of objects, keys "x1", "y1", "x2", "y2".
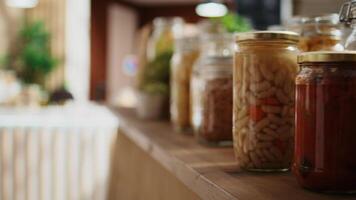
[
  {"x1": 91, "y1": 0, "x2": 346, "y2": 106},
  {"x1": 0, "y1": 0, "x2": 346, "y2": 106},
  {"x1": 0, "y1": 0, "x2": 349, "y2": 199}
]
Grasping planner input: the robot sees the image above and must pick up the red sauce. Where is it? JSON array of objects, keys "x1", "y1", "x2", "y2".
[{"x1": 293, "y1": 64, "x2": 356, "y2": 192}]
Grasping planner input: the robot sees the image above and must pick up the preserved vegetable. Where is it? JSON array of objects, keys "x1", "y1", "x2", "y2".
[
  {"x1": 294, "y1": 51, "x2": 356, "y2": 192},
  {"x1": 233, "y1": 31, "x2": 299, "y2": 171}
]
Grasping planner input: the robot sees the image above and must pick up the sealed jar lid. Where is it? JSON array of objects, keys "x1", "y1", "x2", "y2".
[
  {"x1": 298, "y1": 51, "x2": 356, "y2": 63},
  {"x1": 235, "y1": 31, "x2": 299, "y2": 43}
]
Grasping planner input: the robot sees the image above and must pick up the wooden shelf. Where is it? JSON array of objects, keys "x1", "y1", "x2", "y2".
[{"x1": 112, "y1": 107, "x2": 355, "y2": 200}]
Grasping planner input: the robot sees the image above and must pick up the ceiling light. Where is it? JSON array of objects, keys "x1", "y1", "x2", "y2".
[
  {"x1": 195, "y1": 1, "x2": 228, "y2": 18},
  {"x1": 6, "y1": 0, "x2": 38, "y2": 8}
]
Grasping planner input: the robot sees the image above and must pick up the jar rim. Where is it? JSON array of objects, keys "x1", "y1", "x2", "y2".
[
  {"x1": 235, "y1": 31, "x2": 299, "y2": 43},
  {"x1": 201, "y1": 33, "x2": 233, "y2": 42},
  {"x1": 298, "y1": 51, "x2": 356, "y2": 63}
]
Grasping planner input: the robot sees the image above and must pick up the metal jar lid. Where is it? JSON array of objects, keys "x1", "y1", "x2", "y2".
[
  {"x1": 340, "y1": 0, "x2": 356, "y2": 24},
  {"x1": 298, "y1": 51, "x2": 356, "y2": 63},
  {"x1": 235, "y1": 31, "x2": 299, "y2": 43}
]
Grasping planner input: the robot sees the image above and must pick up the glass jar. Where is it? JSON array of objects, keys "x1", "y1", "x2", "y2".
[
  {"x1": 170, "y1": 36, "x2": 200, "y2": 132},
  {"x1": 233, "y1": 31, "x2": 299, "y2": 171},
  {"x1": 191, "y1": 33, "x2": 233, "y2": 146},
  {"x1": 147, "y1": 17, "x2": 184, "y2": 61},
  {"x1": 294, "y1": 51, "x2": 356, "y2": 193},
  {"x1": 340, "y1": 1, "x2": 356, "y2": 50},
  {"x1": 286, "y1": 14, "x2": 344, "y2": 52}
]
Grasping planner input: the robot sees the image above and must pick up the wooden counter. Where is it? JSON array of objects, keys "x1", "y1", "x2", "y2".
[{"x1": 109, "y1": 108, "x2": 355, "y2": 200}]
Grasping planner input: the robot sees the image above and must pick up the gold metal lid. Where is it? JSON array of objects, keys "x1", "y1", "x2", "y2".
[
  {"x1": 298, "y1": 51, "x2": 356, "y2": 63},
  {"x1": 235, "y1": 31, "x2": 299, "y2": 43}
]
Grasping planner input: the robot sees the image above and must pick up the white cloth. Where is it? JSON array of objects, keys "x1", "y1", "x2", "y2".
[{"x1": 0, "y1": 102, "x2": 119, "y2": 128}]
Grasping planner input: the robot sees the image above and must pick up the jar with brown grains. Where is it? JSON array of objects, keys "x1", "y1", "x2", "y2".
[
  {"x1": 170, "y1": 36, "x2": 199, "y2": 132},
  {"x1": 233, "y1": 31, "x2": 299, "y2": 171},
  {"x1": 191, "y1": 33, "x2": 233, "y2": 146}
]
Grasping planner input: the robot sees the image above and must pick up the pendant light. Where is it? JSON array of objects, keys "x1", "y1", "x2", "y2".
[{"x1": 195, "y1": 0, "x2": 228, "y2": 18}]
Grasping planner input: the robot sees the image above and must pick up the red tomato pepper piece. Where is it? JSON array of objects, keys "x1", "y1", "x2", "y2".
[
  {"x1": 261, "y1": 97, "x2": 281, "y2": 106},
  {"x1": 249, "y1": 106, "x2": 265, "y2": 122}
]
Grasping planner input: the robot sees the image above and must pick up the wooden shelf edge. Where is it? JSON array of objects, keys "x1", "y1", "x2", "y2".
[{"x1": 116, "y1": 112, "x2": 237, "y2": 200}]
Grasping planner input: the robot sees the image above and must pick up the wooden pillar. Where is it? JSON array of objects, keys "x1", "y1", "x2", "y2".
[{"x1": 90, "y1": 0, "x2": 109, "y2": 101}]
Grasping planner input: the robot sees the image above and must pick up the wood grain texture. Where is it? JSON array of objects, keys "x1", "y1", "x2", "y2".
[
  {"x1": 107, "y1": 130, "x2": 200, "y2": 200},
  {"x1": 110, "y1": 107, "x2": 356, "y2": 200}
]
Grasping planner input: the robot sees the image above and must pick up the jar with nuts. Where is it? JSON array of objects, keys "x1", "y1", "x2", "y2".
[
  {"x1": 170, "y1": 36, "x2": 199, "y2": 132},
  {"x1": 191, "y1": 33, "x2": 233, "y2": 146},
  {"x1": 285, "y1": 14, "x2": 344, "y2": 52},
  {"x1": 233, "y1": 31, "x2": 299, "y2": 171}
]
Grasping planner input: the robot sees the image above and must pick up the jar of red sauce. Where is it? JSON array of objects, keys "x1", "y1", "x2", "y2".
[{"x1": 294, "y1": 51, "x2": 356, "y2": 193}]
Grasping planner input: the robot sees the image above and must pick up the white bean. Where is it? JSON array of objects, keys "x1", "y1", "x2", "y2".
[
  {"x1": 269, "y1": 146, "x2": 283, "y2": 161},
  {"x1": 237, "y1": 106, "x2": 248, "y2": 120},
  {"x1": 259, "y1": 63, "x2": 274, "y2": 81},
  {"x1": 262, "y1": 105, "x2": 282, "y2": 114},
  {"x1": 250, "y1": 81, "x2": 271, "y2": 93},
  {"x1": 262, "y1": 148, "x2": 276, "y2": 162},
  {"x1": 256, "y1": 133, "x2": 274, "y2": 141},
  {"x1": 256, "y1": 87, "x2": 276, "y2": 98},
  {"x1": 250, "y1": 151, "x2": 262, "y2": 167},
  {"x1": 255, "y1": 117, "x2": 270, "y2": 132},
  {"x1": 267, "y1": 114, "x2": 285, "y2": 125},
  {"x1": 276, "y1": 89, "x2": 290, "y2": 104},
  {"x1": 236, "y1": 116, "x2": 249, "y2": 131},
  {"x1": 263, "y1": 127, "x2": 276, "y2": 137}
]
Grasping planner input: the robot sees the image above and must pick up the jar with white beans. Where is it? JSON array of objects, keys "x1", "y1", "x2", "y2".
[{"x1": 233, "y1": 31, "x2": 299, "y2": 171}]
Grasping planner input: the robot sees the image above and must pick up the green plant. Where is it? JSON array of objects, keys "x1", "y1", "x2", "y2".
[
  {"x1": 8, "y1": 21, "x2": 57, "y2": 86},
  {"x1": 138, "y1": 50, "x2": 173, "y2": 95},
  {"x1": 214, "y1": 12, "x2": 252, "y2": 33}
]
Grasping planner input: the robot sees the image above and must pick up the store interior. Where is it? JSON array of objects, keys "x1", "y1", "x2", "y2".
[{"x1": 0, "y1": 0, "x2": 355, "y2": 199}]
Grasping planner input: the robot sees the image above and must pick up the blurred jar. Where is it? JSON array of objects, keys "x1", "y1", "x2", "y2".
[
  {"x1": 191, "y1": 33, "x2": 233, "y2": 146},
  {"x1": 340, "y1": 1, "x2": 356, "y2": 50},
  {"x1": 286, "y1": 14, "x2": 344, "y2": 52},
  {"x1": 170, "y1": 36, "x2": 200, "y2": 132},
  {"x1": 147, "y1": 17, "x2": 184, "y2": 61},
  {"x1": 234, "y1": 31, "x2": 299, "y2": 171}
]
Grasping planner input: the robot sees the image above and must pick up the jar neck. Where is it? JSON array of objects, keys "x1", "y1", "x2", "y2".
[
  {"x1": 237, "y1": 40, "x2": 298, "y2": 50},
  {"x1": 152, "y1": 20, "x2": 184, "y2": 39},
  {"x1": 174, "y1": 37, "x2": 199, "y2": 53},
  {"x1": 200, "y1": 34, "x2": 233, "y2": 58}
]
